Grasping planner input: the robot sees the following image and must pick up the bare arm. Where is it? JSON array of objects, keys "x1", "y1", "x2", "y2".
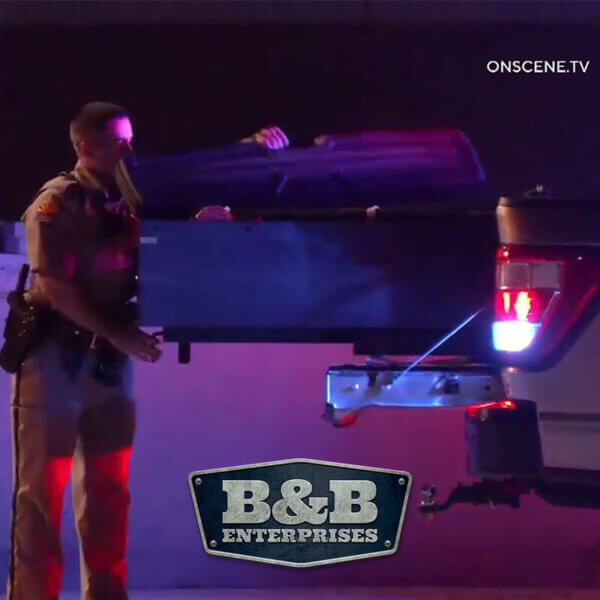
[{"x1": 36, "y1": 275, "x2": 117, "y2": 338}]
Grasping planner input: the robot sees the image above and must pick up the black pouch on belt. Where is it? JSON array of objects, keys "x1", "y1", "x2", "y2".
[
  {"x1": 91, "y1": 302, "x2": 135, "y2": 387},
  {"x1": 53, "y1": 318, "x2": 91, "y2": 381},
  {"x1": 60, "y1": 334, "x2": 88, "y2": 380},
  {"x1": 93, "y1": 339, "x2": 127, "y2": 387}
]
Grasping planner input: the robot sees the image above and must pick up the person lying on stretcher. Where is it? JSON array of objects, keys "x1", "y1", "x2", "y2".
[{"x1": 195, "y1": 125, "x2": 289, "y2": 221}]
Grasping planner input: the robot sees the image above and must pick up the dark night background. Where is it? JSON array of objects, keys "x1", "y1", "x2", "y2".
[
  {"x1": 3, "y1": 2, "x2": 600, "y2": 592},
  {"x1": 1, "y1": 1, "x2": 600, "y2": 219}
]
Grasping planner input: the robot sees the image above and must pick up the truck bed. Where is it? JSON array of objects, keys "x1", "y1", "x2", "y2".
[{"x1": 139, "y1": 208, "x2": 498, "y2": 359}]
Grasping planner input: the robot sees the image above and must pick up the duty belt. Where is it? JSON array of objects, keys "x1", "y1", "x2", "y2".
[{"x1": 45, "y1": 309, "x2": 128, "y2": 385}]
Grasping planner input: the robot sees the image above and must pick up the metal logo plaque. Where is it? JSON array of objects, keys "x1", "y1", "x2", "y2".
[{"x1": 188, "y1": 458, "x2": 412, "y2": 567}]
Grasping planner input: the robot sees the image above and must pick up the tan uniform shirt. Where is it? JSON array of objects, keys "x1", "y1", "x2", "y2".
[{"x1": 22, "y1": 161, "x2": 140, "y2": 319}]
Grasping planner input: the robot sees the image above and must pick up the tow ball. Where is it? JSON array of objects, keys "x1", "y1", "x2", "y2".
[{"x1": 418, "y1": 479, "x2": 528, "y2": 518}]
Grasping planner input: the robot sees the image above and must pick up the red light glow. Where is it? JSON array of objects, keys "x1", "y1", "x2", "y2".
[
  {"x1": 467, "y1": 399, "x2": 517, "y2": 418},
  {"x1": 337, "y1": 413, "x2": 358, "y2": 427},
  {"x1": 514, "y1": 291, "x2": 532, "y2": 321},
  {"x1": 495, "y1": 289, "x2": 554, "y2": 323}
]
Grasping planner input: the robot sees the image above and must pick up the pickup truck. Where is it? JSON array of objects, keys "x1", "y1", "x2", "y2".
[{"x1": 3, "y1": 129, "x2": 599, "y2": 514}]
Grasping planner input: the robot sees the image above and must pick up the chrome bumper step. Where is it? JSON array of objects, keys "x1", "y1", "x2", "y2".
[{"x1": 325, "y1": 363, "x2": 504, "y2": 426}]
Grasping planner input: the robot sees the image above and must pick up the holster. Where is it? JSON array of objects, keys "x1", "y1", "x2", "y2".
[
  {"x1": 0, "y1": 292, "x2": 50, "y2": 374},
  {"x1": 0, "y1": 261, "x2": 136, "y2": 386}
]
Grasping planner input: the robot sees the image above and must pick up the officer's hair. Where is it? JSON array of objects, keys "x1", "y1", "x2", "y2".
[{"x1": 69, "y1": 102, "x2": 129, "y2": 149}]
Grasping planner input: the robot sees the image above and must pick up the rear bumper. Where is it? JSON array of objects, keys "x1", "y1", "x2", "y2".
[
  {"x1": 325, "y1": 362, "x2": 504, "y2": 426},
  {"x1": 325, "y1": 362, "x2": 547, "y2": 479}
]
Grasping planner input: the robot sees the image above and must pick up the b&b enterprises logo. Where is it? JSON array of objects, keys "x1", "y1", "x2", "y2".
[{"x1": 188, "y1": 458, "x2": 412, "y2": 567}]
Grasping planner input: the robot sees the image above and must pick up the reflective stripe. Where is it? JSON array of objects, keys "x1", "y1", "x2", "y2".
[{"x1": 7, "y1": 368, "x2": 21, "y2": 600}]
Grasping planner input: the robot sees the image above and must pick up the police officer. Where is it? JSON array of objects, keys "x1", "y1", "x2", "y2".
[
  {"x1": 6, "y1": 102, "x2": 160, "y2": 600},
  {"x1": 7, "y1": 102, "x2": 289, "y2": 600}
]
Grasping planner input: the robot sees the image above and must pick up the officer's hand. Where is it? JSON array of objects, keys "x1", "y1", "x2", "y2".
[
  {"x1": 108, "y1": 326, "x2": 162, "y2": 363},
  {"x1": 243, "y1": 126, "x2": 290, "y2": 150}
]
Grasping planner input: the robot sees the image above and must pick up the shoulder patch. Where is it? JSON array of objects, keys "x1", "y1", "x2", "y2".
[{"x1": 36, "y1": 194, "x2": 61, "y2": 215}]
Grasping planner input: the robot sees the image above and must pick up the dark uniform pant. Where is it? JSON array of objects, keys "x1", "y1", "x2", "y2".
[{"x1": 6, "y1": 337, "x2": 135, "y2": 600}]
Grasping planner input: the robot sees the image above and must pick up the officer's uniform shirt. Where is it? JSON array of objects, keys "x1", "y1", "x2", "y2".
[{"x1": 22, "y1": 160, "x2": 140, "y2": 320}]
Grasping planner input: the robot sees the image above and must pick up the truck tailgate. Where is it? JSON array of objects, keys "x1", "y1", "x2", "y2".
[{"x1": 139, "y1": 208, "x2": 498, "y2": 360}]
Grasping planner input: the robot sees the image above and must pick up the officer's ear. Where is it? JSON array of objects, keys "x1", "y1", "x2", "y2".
[{"x1": 75, "y1": 139, "x2": 93, "y2": 159}]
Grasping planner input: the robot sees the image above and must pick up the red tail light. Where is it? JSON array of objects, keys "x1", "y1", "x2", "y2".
[
  {"x1": 493, "y1": 245, "x2": 600, "y2": 366},
  {"x1": 467, "y1": 399, "x2": 516, "y2": 418},
  {"x1": 495, "y1": 289, "x2": 556, "y2": 323}
]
